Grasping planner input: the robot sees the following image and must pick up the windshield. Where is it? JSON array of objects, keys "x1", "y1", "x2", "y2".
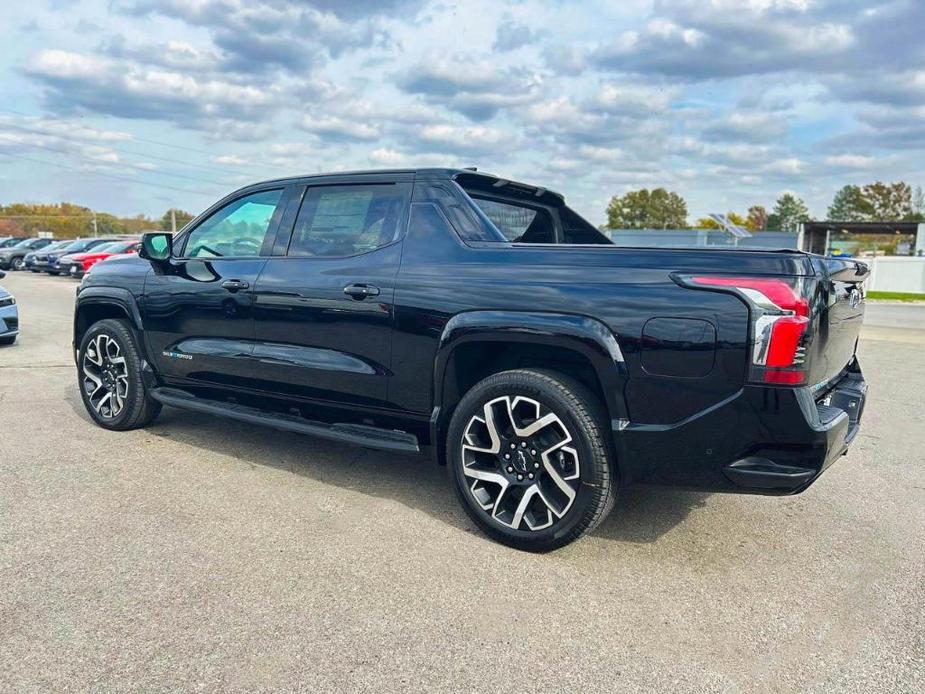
[
  {"x1": 64, "y1": 239, "x2": 106, "y2": 253},
  {"x1": 99, "y1": 241, "x2": 135, "y2": 254},
  {"x1": 86, "y1": 242, "x2": 120, "y2": 254}
]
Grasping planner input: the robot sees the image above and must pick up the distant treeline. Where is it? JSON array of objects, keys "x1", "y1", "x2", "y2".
[{"x1": 0, "y1": 203, "x2": 194, "y2": 238}]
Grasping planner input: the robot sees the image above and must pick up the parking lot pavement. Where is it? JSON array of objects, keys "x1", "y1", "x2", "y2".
[{"x1": 1, "y1": 272, "x2": 923, "y2": 693}]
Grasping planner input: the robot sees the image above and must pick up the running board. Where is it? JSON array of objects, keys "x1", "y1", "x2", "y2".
[{"x1": 150, "y1": 387, "x2": 420, "y2": 453}]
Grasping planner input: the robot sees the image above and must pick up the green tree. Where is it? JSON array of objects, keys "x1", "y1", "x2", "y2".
[
  {"x1": 160, "y1": 209, "x2": 194, "y2": 231},
  {"x1": 827, "y1": 185, "x2": 872, "y2": 221},
  {"x1": 771, "y1": 193, "x2": 810, "y2": 232},
  {"x1": 860, "y1": 181, "x2": 911, "y2": 220},
  {"x1": 746, "y1": 205, "x2": 768, "y2": 231},
  {"x1": 606, "y1": 188, "x2": 688, "y2": 229}
]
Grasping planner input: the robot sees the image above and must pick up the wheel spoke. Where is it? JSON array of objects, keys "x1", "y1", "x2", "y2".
[
  {"x1": 94, "y1": 391, "x2": 113, "y2": 414},
  {"x1": 509, "y1": 396, "x2": 561, "y2": 438},
  {"x1": 541, "y1": 453, "x2": 577, "y2": 512},
  {"x1": 85, "y1": 340, "x2": 102, "y2": 366},
  {"x1": 83, "y1": 368, "x2": 102, "y2": 388},
  {"x1": 511, "y1": 484, "x2": 539, "y2": 529},
  {"x1": 462, "y1": 399, "x2": 503, "y2": 454}
]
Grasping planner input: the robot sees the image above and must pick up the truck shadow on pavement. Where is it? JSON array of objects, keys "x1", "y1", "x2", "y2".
[{"x1": 65, "y1": 390, "x2": 709, "y2": 546}]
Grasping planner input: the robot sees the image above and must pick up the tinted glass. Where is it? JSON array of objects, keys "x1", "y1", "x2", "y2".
[
  {"x1": 101, "y1": 241, "x2": 138, "y2": 254},
  {"x1": 87, "y1": 242, "x2": 119, "y2": 253},
  {"x1": 64, "y1": 239, "x2": 102, "y2": 253},
  {"x1": 414, "y1": 183, "x2": 501, "y2": 242},
  {"x1": 184, "y1": 189, "x2": 282, "y2": 258},
  {"x1": 472, "y1": 198, "x2": 555, "y2": 243},
  {"x1": 288, "y1": 185, "x2": 406, "y2": 257}
]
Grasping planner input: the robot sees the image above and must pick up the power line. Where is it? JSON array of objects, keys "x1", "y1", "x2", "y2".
[
  {"x1": 0, "y1": 106, "x2": 266, "y2": 163},
  {"x1": 0, "y1": 136, "x2": 233, "y2": 187},
  {"x1": 0, "y1": 116, "x2": 267, "y2": 179},
  {"x1": 0, "y1": 150, "x2": 222, "y2": 197}
]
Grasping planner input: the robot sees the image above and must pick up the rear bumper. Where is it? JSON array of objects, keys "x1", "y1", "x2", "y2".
[{"x1": 613, "y1": 360, "x2": 867, "y2": 494}]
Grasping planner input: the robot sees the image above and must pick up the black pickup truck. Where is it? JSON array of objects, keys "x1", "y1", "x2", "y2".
[{"x1": 74, "y1": 168, "x2": 868, "y2": 550}]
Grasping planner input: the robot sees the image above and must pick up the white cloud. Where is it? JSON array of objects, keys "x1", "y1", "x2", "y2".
[
  {"x1": 824, "y1": 154, "x2": 876, "y2": 169},
  {"x1": 3, "y1": 0, "x2": 923, "y2": 224},
  {"x1": 299, "y1": 115, "x2": 380, "y2": 141}
]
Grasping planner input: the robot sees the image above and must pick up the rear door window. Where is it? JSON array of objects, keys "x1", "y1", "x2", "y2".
[{"x1": 287, "y1": 184, "x2": 408, "y2": 257}]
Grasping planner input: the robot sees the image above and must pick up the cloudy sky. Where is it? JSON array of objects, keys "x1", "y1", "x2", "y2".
[{"x1": 0, "y1": 0, "x2": 922, "y2": 224}]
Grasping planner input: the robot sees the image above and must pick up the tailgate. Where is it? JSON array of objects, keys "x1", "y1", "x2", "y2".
[{"x1": 807, "y1": 257, "x2": 869, "y2": 385}]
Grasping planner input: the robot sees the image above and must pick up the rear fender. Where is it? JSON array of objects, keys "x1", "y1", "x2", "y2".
[{"x1": 431, "y1": 310, "x2": 628, "y2": 460}]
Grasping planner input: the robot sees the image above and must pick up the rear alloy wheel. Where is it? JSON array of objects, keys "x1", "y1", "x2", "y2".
[
  {"x1": 77, "y1": 319, "x2": 161, "y2": 431},
  {"x1": 448, "y1": 369, "x2": 615, "y2": 551},
  {"x1": 11, "y1": 257, "x2": 25, "y2": 271}
]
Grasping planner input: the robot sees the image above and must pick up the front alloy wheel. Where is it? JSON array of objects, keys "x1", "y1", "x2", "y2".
[
  {"x1": 448, "y1": 369, "x2": 616, "y2": 551},
  {"x1": 81, "y1": 333, "x2": 130, "y2": 419},
  {"x1": 11, "y1": 257, "x2": 25, "y2": 271},
  {"x1": 77, "y1": 318, "x2": 161, "y2": 431}
]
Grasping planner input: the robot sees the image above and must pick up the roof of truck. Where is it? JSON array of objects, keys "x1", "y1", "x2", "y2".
[{"x1": 244, "y1": 167, "x2": 566, "y2": 203}]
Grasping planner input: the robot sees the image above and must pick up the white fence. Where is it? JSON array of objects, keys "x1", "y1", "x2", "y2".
[{"x1": 866, "y1": 256, "x2": 925, "y2": 294}]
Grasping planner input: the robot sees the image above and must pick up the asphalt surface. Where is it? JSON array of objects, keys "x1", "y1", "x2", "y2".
[{"x1": 1, "y1": 272, "x2": 923, "y2": 693}]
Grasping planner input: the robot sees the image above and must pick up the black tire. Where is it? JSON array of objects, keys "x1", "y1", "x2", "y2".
[
  {"x1": 447, "y1": 369, "x2": 616, "y2": 551},
  {"x1": 0, "y1": 335, "x2": 15, "y2": 346},
  {"x1": 30, "y1": 268, "x2": 40, "y2": 273},
  {"x1": 10, "y1": 257, "x2": 25, "y2": 271},
  {"x1": 47, "y1": 271, "x2": 60, "y2": 276},
  {"x1": 77, "y1": 318, "x2": 161, "y2": 430}
]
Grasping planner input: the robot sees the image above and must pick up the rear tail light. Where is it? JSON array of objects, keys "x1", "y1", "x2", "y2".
[{"x1": 685, "y1": 275, "x2": 811, "y2": 386}]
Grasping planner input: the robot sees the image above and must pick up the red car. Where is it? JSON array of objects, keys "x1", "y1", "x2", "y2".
[{"x1": 59, "y1": 239, "x2": 141, "y2": 278}]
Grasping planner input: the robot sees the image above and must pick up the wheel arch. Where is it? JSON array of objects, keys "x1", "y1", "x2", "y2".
[
  {"x1": 73, "y1": 288, "x2": 145, "y2": 363},
  {"x1": 430, "y1": 310, "x2": 628, "y2": 466}
]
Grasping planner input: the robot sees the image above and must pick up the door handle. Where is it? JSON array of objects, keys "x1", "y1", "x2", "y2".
[
  {"x1": 343, "y1": 283, "x2": 380, "y2": 300},
  {"x1": 221, "y1": 279, "x2": 250, "y2": 292}
]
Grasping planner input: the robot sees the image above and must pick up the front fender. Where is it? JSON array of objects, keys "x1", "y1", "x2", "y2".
[
  {"x1": 73, "y1": 286, "x2": 146, "y2": 361},
  {"x1": 433, "y1": 310, "x2": 629, "y2": 427}
]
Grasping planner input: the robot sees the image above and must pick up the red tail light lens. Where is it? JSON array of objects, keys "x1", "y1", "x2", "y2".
[{"x1": 688, "y1": 276, "x2": 811, "y2": 386}]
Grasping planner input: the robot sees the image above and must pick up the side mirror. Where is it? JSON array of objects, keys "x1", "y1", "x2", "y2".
[{"x1": 140, "y1": 232, "x2": 173, "y2": 262}]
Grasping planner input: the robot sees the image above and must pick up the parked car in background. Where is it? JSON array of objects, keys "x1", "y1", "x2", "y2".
[
  {"x1": 0, "y1": 237, "x2": 26, "y2": 249},
  {"x1": 61, "y1": 239, "x2": 141, "y2": 278},
  {"x1": 0, "y1": 237, "x2": 55, "y2": 271},
  {"x1": 46, "y1": 237, "x2": 130, "y2": 275},
  {"x1": 0, "y1": 270, "x2": 17, "y2": 346},
  {"x1": 25, "y1": 240, "x2": 74, "y2": 272}
]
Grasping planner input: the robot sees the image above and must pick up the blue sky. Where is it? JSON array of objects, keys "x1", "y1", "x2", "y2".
[{"x1": 0, "y1": 0, "x2": 922, "y2": 225}]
